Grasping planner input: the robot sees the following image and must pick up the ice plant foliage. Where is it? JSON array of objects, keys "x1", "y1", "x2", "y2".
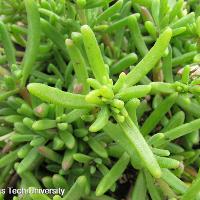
[{"x1": 0, "y1": 0, "x2": 200, "y2": 199}]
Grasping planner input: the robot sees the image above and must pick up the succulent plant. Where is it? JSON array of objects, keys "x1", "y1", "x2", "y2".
[{"x1": 0, "y1": 0, "x2": 200, "y2": 200}]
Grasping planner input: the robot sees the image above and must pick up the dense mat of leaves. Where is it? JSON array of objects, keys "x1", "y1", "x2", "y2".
[{"x1": 0, "y1": 0, "x2": 200, "y2": 199}]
